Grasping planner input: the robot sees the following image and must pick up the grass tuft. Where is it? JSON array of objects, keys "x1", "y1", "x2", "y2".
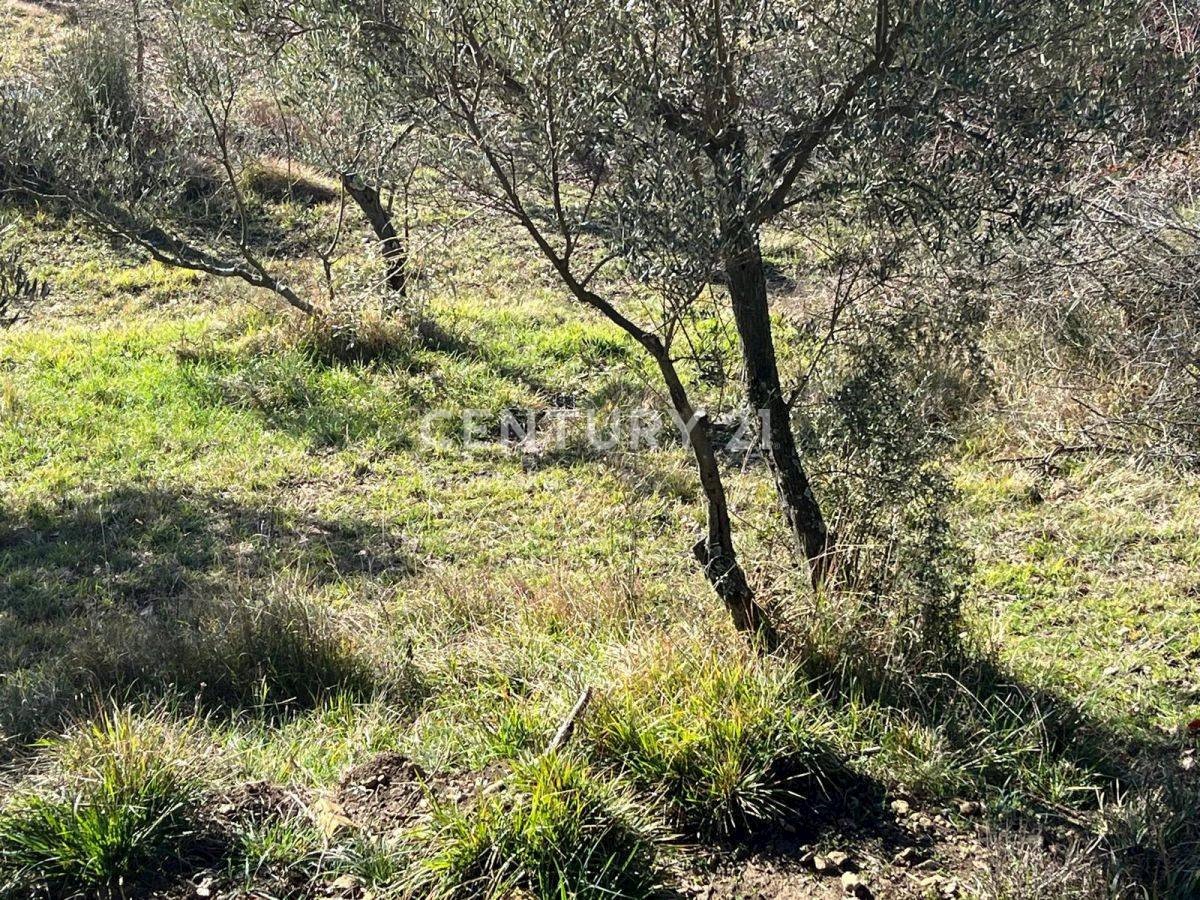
[
  {"x1": 587, "y1": 646, "x2": 835, "y2": 837},
  {"x1": 290, "y1": 308, "x2": 419, "y2": 368},
  {"x1": 405, "y1": 752, "x2": 665, "y2": 900},
  {"x1": 0, "y1": 709, "x2": 210, "y2": 897}
]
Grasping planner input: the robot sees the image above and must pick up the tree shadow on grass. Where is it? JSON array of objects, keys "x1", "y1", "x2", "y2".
[
  {"x1": 173, "y1": 317, "x2": 569, "y2": 454},
  {"x1": 0, "y1": 485, "x2": 423, "y2": 742},
  {"x1": 781, "y1": 636, "x2": 1200, "y2": 897}
]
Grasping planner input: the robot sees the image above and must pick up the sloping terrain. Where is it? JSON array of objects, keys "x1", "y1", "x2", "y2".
[{"x1": 0, "y1": 2, "x2": 1198, "y2": 898}]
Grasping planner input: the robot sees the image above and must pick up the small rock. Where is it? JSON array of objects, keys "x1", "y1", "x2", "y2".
[
  {"x1": 958, "y1": 800, "x2": 981, "y2": 816},
  {"x1": 890, "y1": 798, "x2": 911, "y2": 815},
  {"x1": 826, "y1": 850, "x2": 853, "y2": 871},
  {"x1": 892, "y1": 846, "x2": 926, "y2": 866},
  {"x1": 195, "y1": 879, "x2": 213, "y2": 898},
  {"x1": 841, "y1": 871, "x2": 873, "y2": 898},
  {"x1": 329, "y1": 873, "x2": 361, "y2": 895},
  {"x1": 812, "y1": 854, "x2": 830, "y2": 873}
]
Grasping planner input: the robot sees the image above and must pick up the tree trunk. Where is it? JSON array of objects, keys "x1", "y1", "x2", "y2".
[
  {"x1": 722, "y1": 223, "x2": 832, "y2": 586},
  {"x1": 642, "y1": 334, "x2": 779, "y2": 650},
  {"x1": 466, "y1": 132, "x2": 776, "y2": 648},
  {"x1": 341, "y1": 173, "x2": 408, "y2": 296}
]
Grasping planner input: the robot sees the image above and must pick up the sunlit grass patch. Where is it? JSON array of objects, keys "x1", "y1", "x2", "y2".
[
  {"x1": 961, "y1": 456, "x2": 1200, "y2": 735},
  {"x1": 586, "y1": 645, "x2": 836, "y2": 837},
  {"x1": 0, "y1": 320, "x2": 305, "y2": 496},
  {"x1": 240, "y1": 157, "x2": 340, "y2": 207},
  {"x1": 0, "y1": 1, "x2": 66, "y2": 78},
  {"x1": 48, "y1": 258, "x2": 204, "y2": 305},
  {"x1": 0, "y1": 709, "x2": 212, "y2": 897},
  {"x1": 226, "y1": 694, "x2": 418, "y2": 789},
  {"x1": 403, "y1": 752, "x2": 665, "y2": 900}
]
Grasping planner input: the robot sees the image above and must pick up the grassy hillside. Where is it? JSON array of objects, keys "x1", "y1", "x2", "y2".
[
  {"x1": 0, "y1": 201, "x2": 1196, "y2": 897},
  {"x1": 1, "y1": 3, "x2": 1198, "y2": 898}
]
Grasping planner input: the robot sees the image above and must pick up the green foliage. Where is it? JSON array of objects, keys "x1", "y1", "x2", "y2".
[
  {"x1": 51, "y1": 29, "x2": 139, "y2": 141},
  {"x1": 0, "y1": 710, "x2": 208, "y2": 897},
  {"x1": 405, "y1": 752, "x2": 664, "y2": 900},
  {"x1": 793, "y1": 285, "x2": 988, "y2": 664},
  {"x1": 587, "y1": 648, "x2": 832, "y2": 836}
]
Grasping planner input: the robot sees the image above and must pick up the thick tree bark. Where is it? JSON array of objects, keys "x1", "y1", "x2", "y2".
[
  {"x1": 341, "y1": 173, "x2": 408, "y2": 296},
  {"x1": 722, "y1": 223, "x2": 832, "y2": 586}
]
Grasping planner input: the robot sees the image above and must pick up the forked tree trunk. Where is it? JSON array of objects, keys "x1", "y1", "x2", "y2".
[
  {"x1": 722, "y1": 223, "x2": 832, "y2": 586},
  {"x1": 341, "y1": 173, "x2": 408, "y2": 296},
  {"x1": 466, "y1": 131, "x2": 778, "y2": 648},
  {"x1": 642, "y1": 334, "x2": 780, "y2": 650}
]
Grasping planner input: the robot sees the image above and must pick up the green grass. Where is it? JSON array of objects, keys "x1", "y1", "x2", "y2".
[
  {"x1": 405, "y1": 752, "x2": 665, "y2": 900},
  {"x1": 0, "y1": 709, "x2": 209, "y2": 897},
  {"x1": 0, "y1": 1, "x2": 64, "y2": 79},
  {"x1": 960, "y1": 460, "x2": 1200, "y2": 736},
  {"x1": 4, "y1": 3, "x2": 1198, "y2": 894},
  {"x1": 586, "y1": 647, "x2": 835, "y2": 837},
  {"x1": 0, "y1": 189, "x2": 1198, "y2": 896}
]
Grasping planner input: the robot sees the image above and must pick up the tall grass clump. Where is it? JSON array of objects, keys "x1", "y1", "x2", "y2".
[
  {"x1": 405, "y1": 752, "x2": 664, "y2": 900},
  {"x1": 290, "y1": 305, "x2": 419, "y2": 368},
  {"x1": 0, "y1": 709, "x2": 210, "y2": 897},
  {"x1": 200, "y1": 590, "x2": 385, "y2": 710},
  {"x1": 586, "y1": 647, "x2": 836, "y2": 837},
  {"x1": 61, "y1": 587, "x2": 395, "y2": 718},
  {"x1": 1100, "y1": 759, "x2": 1200, "y2": 897}
]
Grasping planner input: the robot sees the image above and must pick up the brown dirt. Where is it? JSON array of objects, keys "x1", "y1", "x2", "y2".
[
  {"x1": 208, "y1": 779, "x2": 310, "y2": 827},
  {"x1": 149, "y1": 766, "x2": 1109, "y2": 899},
  {"x1": 675, "y1": 799, "x2": 1107, "y2": 899},
  {"x1": 334, "y1": 751, "x2": 433, "y2": 831},
  {"x1": 334, "y1": 751, "x2": 508, "y2": 833}
]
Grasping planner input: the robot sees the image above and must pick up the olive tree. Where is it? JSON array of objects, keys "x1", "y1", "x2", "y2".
[
  {"x1": 259, "y1": 2, "x2": 423, "y2": 298},
  {"x1": 2, "y1": 0, "x2": 1180, "y2": 646},
  {"x1": 0, "y1": 0, "x2": 424, "y2": 316},
  {"x1": 0, "y1": 13, "x2": 324, "y2": 316},
  {"x1": 321, "y1": 0, "x2": 1170, "y2": 643}
]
